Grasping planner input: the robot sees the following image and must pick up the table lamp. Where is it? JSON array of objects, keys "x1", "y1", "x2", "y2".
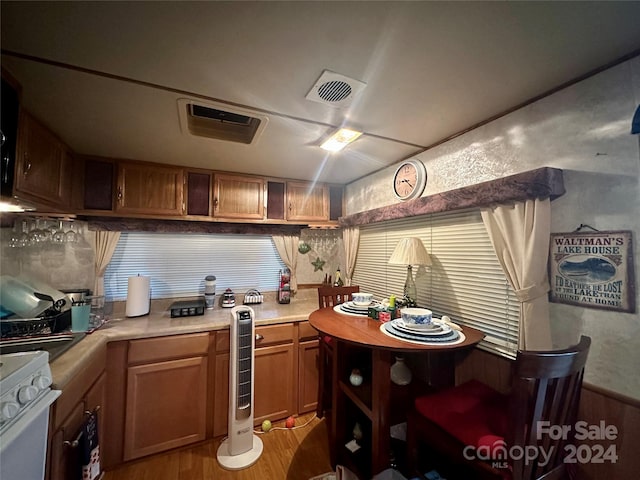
[{"x1": 388, "y1": 237, "x2": 431, "y2": 306}]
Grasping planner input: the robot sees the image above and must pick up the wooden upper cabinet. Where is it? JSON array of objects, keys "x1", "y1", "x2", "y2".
[
  {"x1": 185, "y1": 170, "x2": 212, "y2": 217},
  {"x1": 115, "y1": 161, "x2": 184, "y2": 216},
  {"x1": 286, "y1": 181, "x2": 328, "y2": 222},
  {"x1": 83, "y1": 156, "x2": 115, "y2": 211},
  {"x1": 14, "y1": 110, "x2": 72, "y2": 208},
  {"x1": 213, "y1": 173, "x2": 264, "y2": 220}
]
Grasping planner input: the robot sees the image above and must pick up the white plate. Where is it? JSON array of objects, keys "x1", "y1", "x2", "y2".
[
  {"x1": 397, "y1": 319, "x2": 439, "y2": 331},
  {"x1": 391, "y1": 319, "x2": 451, "y2": 335},
  {"x1": 380, "y1": 322, "x2": 466, "y2": 346},
  {"x1": 345, "y1": 301, "x2": 377, "y2": 310}
]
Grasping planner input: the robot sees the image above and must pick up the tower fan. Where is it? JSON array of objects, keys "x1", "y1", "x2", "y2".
[{"x1": 217, "y1": 305, "x2": 264, "y2": 469}]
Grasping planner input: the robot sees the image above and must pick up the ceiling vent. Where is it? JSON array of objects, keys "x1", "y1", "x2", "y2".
[
  {"x1": 305, "y1": 70, "x2": 366, "y2": 108},
  {"x1": 177, "y1": 99, "x2": 269, "y2": 145}
]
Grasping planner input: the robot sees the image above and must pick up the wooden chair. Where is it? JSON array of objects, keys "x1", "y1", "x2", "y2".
[
  {"x1": 316, "y1": 285, "x2": 360, "y2": 419},
  {"x1": 406, "y1": 336, "x2": 591, "y2": 480}
]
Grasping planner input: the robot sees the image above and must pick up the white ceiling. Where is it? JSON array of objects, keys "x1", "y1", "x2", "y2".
[{"x1": 2, "y1": 1, "x2": 640, "y2": 185}]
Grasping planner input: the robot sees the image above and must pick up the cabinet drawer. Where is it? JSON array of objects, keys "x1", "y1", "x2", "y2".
[
  {"x1": 128, "y1": 333, "x2": 209, "y2": 364},
  {"x1": 216, "y1": 324, "x2": 294, "y2": 352},
  {"x1": 298, "y1": 320, "x2": 318, "y2": 340},
  {"x1": 256, "y1": 324, "x2": 294, "y2": 347}
]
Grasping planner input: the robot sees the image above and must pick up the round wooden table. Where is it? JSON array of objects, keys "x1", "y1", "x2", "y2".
[{"x1": 309, "y1": 307, "x2": 484, "y2": 477}]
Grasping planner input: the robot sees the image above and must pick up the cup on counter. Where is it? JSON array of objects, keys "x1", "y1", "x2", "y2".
[
  {"x1": 86, "y1": 295, "x2": 105, "y2": 328},
  {"x1": 71, "y1": 304, "x2": 91, "y2": 332}
]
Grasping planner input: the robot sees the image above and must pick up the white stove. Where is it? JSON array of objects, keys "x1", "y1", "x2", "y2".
[{"x1": 0, "y1": 350, "x2": 61, "y2": 480}]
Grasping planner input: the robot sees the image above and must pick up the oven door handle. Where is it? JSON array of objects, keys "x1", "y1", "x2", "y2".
[{"x1": 0, "y1": 389, "x2": 61, "y2": 450}]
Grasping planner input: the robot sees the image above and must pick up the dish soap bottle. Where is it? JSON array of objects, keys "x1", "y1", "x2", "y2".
[{"x1": 333, "y1": 268, "x2": 344, "y2": 287}]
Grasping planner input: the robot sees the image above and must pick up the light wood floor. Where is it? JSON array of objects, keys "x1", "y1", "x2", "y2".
[{"x1": 104, "y1": 413, "x2": 333, "y2": 480}]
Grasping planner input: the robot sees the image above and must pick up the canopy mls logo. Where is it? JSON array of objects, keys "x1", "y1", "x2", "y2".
[{"x1": 463, "y1": 421, "x2": 619, "y2": 468}]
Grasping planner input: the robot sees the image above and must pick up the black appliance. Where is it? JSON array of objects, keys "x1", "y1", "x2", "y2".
[{"x1": 170, "y1": 299, "x2": 206, "y2": 318}]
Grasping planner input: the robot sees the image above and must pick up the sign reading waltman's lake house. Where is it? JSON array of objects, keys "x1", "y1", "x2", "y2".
[{"x1": 550, "y1": 230, "x2": 635, "y2": 313}]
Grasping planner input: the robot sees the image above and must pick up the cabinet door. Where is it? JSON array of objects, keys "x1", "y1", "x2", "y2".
[
  {"x1": 83, "y1": 157, "x2": 115, "y2": 211},
  {"x1": 214, "y1": 341, "x2": 295, "y2": 435},
  {"x1": 254, "y1": 343, "x2": 295, "y2": 423},
  {"x1": 286, "y1": 181, "x2": 328, "y2": 222},
  {"x1": 14, "y1": 110, "x2": 71, "y2": 207},
  {"x1": 213, "y1": 173, "x2": 264, "y2": 219},
  {"x1": 186, "y1": 170, "x2": 212, "y2": 217},
  {"x1": 123, "y1": 356, "x2": 207, "y2": 460},
  {"x1": 48, "y1": 402, "x2": 85, "y2": 480},
  {"x1": 116, "y1": 161, "x2": 184, "y2": 215},
  {"x1": 213, "y1": 352, "x2": 230, "y2": 437},
  {"x1": 85, "y1": 372, "x2": 106, "y2": 458},
  {"x1": 298, "y1": 339, "x2": 319, "y2": 413}
]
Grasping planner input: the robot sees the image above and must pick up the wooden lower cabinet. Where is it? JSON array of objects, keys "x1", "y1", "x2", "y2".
[
  {"x1": 213, "y1": 327, "x2": 295, "y2": 436},
  {"x1": 123, "y1": 356, "x2": 208, "y2": 460},
  {"x1": 87, "y1": 323, "x2": 319, "y2": 470},
  {"x1": 213, "y1": 321, "x2": 318, "y2": 436},
  {"x1": 122, "y1": 333, "x2": 210, "y2": 461},
  {"x1": 298, "y1": 339, "x2": 319, "y2": 413},
  {"x1": 48, "y1": 348, "x2": 106, "y2": 480},
  {"x1": 254, "y1": 343, "x2": 295, "y2": 423}
]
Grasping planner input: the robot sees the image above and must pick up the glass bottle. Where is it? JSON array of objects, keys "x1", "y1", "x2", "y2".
[{"x1": 334, "y1": 268, "x2": 344, "y2": 287}]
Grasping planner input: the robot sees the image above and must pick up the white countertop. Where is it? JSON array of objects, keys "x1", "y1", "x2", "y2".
[{"x1": 50, "y1": 295, "x2": 319, "y2": 389}]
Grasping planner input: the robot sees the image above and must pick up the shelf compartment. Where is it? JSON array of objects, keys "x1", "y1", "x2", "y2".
[{"x1": 339, "y1": 380, "x2": 372, "y2": 419}]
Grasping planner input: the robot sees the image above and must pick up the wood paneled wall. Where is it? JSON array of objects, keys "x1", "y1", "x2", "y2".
[{"x1": 454, "y1": 348, "x2": 640, "y2": 480}]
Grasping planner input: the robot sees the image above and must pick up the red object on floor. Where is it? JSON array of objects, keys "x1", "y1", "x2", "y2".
[{"x1": 285, "y1": 416, "x2": 295, "y2": 428}]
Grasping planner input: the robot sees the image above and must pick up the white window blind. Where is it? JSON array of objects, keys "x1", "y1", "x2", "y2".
[
  {"x1": 352, "y1": 209, "x2": 520, "y2": 358},
  {"x1": 104, "y1": 233, "x2": 286, "y2": 301}
]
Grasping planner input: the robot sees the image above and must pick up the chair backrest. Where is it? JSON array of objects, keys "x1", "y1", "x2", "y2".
[
  {"x1": 317, "y1": 285, "x2": 360, "y2": 309},
  {"x1": 509, "y1": 335, "x2": 591, "y2": 480}
]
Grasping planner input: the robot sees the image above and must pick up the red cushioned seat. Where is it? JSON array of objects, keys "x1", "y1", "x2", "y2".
[
  {"x1": 406, "y1": 337, "x2": 591, "y2": 480},
  {"x1": 414, "y1": 380, "x2": 508, "y2": 457}
]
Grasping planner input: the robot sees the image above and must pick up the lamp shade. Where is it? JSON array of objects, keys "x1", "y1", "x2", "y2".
[{"x1": 388, "y1": 237, "x2": 431, "y2": 266}]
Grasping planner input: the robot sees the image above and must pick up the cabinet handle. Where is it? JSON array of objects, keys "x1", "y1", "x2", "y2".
[
  {"x1": 117, "y1": 186, "x2": 123, "y2": 203},
  {"x1": 63, "y1": 429, "x2": 83, "y2": 449},
  {"x1": 255, "y1": 334, "x2": 264, "y2": 341},
  {"x1": 213, "y1": 197, "x2": 218, "y2": 210},
  {"x1": 2, "y1": 156, "x2": 9, "y2": 184},
  {"x1": 85, "y1": 405, "x2": 101, "y2": 415},
  {"x1": 289, "y1": 202, "x2": 292, "y2": 212},
  {"x1": 23, "y1": 154, "x2": 31, "y2": 177},
  {"x1": 63, "y1": 406, "x2": 100, "y2": 448}
]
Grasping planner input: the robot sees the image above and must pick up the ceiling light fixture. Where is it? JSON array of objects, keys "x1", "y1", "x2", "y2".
[{"x1": 320, "y1": 128, "x2": 363, "y2": 152}]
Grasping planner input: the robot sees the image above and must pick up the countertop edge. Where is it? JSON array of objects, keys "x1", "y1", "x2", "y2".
[{"x1": 50, "y1": 301, "x2": 317, "y2": 389}]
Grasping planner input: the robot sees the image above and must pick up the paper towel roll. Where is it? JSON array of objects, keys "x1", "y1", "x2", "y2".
[{"x1": 126, "y1": 275, "x2": 150, "y2": 317}]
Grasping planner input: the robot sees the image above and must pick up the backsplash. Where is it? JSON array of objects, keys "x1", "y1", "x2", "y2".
[
  {"x1": 0, "y1": 222, "x2": 345, "y2": 301},
  {"x1": 0, "y1": 221, "x2": 96, "y2": 292}
]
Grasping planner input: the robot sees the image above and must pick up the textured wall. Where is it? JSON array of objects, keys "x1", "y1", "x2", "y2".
[
  {"x1": 346, "y1": 57, "x2": 640, "y2": 400},
  {"x1": 0, "y1": 222, "x2": 96, "y2": 292}
]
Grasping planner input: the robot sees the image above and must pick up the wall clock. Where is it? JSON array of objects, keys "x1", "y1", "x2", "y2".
[{"x1": 392, "y1": 159, "x2": 427, "y2": 201}]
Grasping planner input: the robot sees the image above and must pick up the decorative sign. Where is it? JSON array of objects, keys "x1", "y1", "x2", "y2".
[{"x1": 549, "y1": 230, "x2": 635, "y2": 313}]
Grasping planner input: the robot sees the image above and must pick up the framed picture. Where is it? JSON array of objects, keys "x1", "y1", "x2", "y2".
[{"x1": 549, "y1": 230, "x2": 635, "y2": 313}]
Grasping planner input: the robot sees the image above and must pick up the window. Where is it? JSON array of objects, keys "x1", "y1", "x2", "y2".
[
  {"x1": 104, "y1": 233, "x2": 286, "y2": 300},
  {"x1": 352, "y1": 209, "x2": 520, "y2": 358}
]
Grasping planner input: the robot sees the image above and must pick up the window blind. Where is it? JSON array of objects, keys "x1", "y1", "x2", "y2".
[
  {"x1": 352, "y1": 209, "x2": 520, "y2": 358},
  {"x1": 104, "y1": 233, "x2": 286, "y2": 301}
]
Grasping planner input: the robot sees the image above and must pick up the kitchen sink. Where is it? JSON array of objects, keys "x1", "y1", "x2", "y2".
[{"x1": 0, "y1": 332, "x2": 86, "y2": 361}]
